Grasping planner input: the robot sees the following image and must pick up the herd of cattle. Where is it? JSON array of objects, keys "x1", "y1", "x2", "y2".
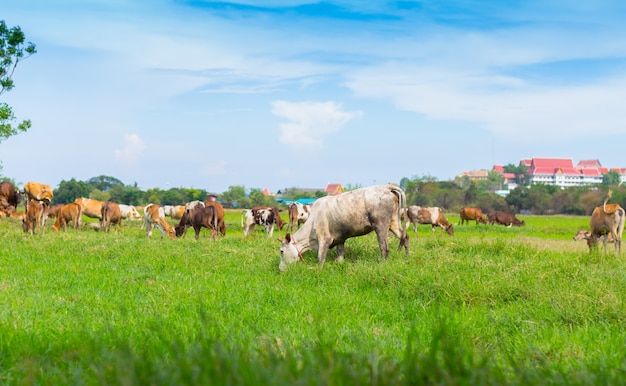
[{"x1": 1, "y1": 181, "x2": 624, "y2": 270}]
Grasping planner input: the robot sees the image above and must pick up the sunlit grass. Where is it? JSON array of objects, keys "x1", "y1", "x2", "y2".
[{"x1": 1, "y1": 212, "x2": 625, "y2": 384}]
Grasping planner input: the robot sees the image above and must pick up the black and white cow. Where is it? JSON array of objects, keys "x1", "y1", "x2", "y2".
[
  {"x1": 278, "y1": 184, "x2": 409, "y2": 271},
  {"x1": 242, "y1": 206, "x2": 286, "y2": 237}
]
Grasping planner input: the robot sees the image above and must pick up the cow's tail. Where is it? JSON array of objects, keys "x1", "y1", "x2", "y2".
[{"x1": 603, "y1": 189, "x2": 613, "y2": 214}]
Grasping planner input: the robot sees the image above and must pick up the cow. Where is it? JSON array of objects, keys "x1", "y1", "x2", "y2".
[
  {"x1": 278, "y1": 184, "x2": 409, "y2": 271},
  {"x1": 143, "y1": 203, "x2": 176, "y2": 239},
  {"x1": 46, "y1": 203, "x2": 64, "y2": 219},
  {"x1": 288, "y1": 202, "x2": 311, "y2": 232},
  {"x1": 74, "y1": 198, "x2": 105, "y2": 219},
  {"x1": 488, "y1": 211, "x2": 525, "y2": 227},
  {"x1": 22, "y1": 199, "x2": 45, "y2": 235},
  {"x1": 23, "y1": 181, "x2": 54, "y2": 210},
  {"x1": 0, "y1": 181, "x2": 20, "y2": 212},
  {"x1": 204, "y1": 199, "x2": 226, "y2": 236},
  {"x1": 119, "y1": 204, "x2": 142, "y2": 220},
  {"x1": 163, "y1": 205, "x2": 185, "y2": 219},
  {"x1": 588, "y1": 190, "x2": 624, "y2": 254},
  {"x1": 459, "y1": 207, "x2": 487, "y2": 225},
  {"x1": 573, "y1": 229, "x2": 614, "y2": 251},
  {"x1": 52, "y1": 202, "x2": 82, "y2": 232},
  {"x1": 405, "y1": 206, "x2": 454, "y2": 236},
  {"x1": 242, "y1": 206, "x2": 285, "y2": 237},
  {"x1": 100, "y1": 202, "x2": 122, "y2": 233},
  {"x1": 175, "y1": 205, "x2": 219, "y2": 241}
]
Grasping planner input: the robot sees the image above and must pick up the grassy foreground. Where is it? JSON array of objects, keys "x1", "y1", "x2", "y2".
[{"x1": 1, "y1": 211, "x2": 626, "y2": 385}]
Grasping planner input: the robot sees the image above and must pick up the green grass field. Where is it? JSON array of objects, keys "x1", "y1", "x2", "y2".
[{"x1": 1, "y1": 210, "x2": 625, "y2": 385}]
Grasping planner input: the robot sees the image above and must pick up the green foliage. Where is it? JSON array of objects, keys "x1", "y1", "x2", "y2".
[
  {"x1": 86, "y1": 175, "x2": 124, "y2": 191},
  {"x1": 221, "y1": 185, "x2": 249, "y2": 208},
  {"x1": 504, "y1": 163, "x2": 529, "y2": 186},
  {"x1": 53, "y1": 178, "x2": 92, "y2": 203},
  {"x1": 603, "y1": 170, "x2": 621, "y2": 186},
  {"x1": 0, "y1": 20, "x2": 36, "y2": 143}
]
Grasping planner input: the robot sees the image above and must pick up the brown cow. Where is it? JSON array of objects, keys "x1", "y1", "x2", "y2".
[
  {"x1": 74, "y1": 198, "x2": 105, "y2": 219},
  {"x1": 52, "y1": 202, "x2": 82, "y2": 231},
  {"x1": 0, "y1": 181, "x2": 21, "y2": 212},
  {"x1": 488, "y1": 211, "x2": 525, "y2": 227},
  {"x1": 405, "y1": 206, "x2": 454, "y2": 236},
  {"x1": 144, "y1": 204, "x2": 176, "y2": 239},
  {"x1": 100, "y1": 202, "x2": 122, "y2": 233},
  {"x1": 459, "y1": 207, "x2": 487, "y2": 225},
  {"x1": 22, "y1": 199, "x2": 45, "y2": 235},
  {"x1": 588, "y1": 190, "x2": 624, "y2": 254},
  {"x1": 46, "y1": 203, "x2": 64, "y2": 219},
  {"x1": 175, "y1": 205, "x2": 219, "y2": 241},
  {"x1": 23, "y1": 181, "x2": 54, "y2": 211},
  {"x1": 204, "y1": 199, "x2": 226, "y2": 236}
]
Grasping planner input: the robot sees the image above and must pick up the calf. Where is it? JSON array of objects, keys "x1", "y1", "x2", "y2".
[
  {"x1": 588, "y1": 191, "x2": 624, "y2": 254},
  {"x1": 459, "y1": 207, "x2": 487, "y2": 225},
  {"x1": 279, "y1": 184, "x2": 409, "y2": 271},
  {"x1": 100, "y1": 202, "x2": 122, "y2": 233},
  {"x1": 46, "y1": 203, "x2": 64, "y2": 219},
  {"x1": 488, "y1": 211, "x2": 525, "y2": 226},
  {"x1": 52, "y1": 202, "x2": 82, "y2": 231},
  {"x1": 405, "y1": 206, "x2": 454, "y2": 236},
  {"x1": 22, "y1": 199, "x2": 45, "y2": 235},
  {"x1": 573, "y1": 229, "x2": 614, "y2": 251},
  {"x1": 144, "y1": 203, "x2": 176, "y2": 239}
]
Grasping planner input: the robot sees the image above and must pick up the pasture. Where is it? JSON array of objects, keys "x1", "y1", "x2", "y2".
[{"x1": 1, "y1": 210, "x2": 625, "y2": 385}]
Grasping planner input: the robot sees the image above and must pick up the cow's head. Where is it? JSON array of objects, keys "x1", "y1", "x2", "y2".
[
  {"x1": 445, "y1": 223, "x2": 454, "y2": 236},
  {"x1": 573, "y1": 229, "x2": 592, "y2": 241},
  {"x1": 279, "y1": 233, "x2": 300, "y2": 272},
  {"x1": 477, "y1": 215, "x2": 487, "y2": 224}
]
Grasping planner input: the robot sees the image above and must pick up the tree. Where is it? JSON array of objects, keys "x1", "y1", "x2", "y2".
[
  {"x1": 602, "y1": 170, "x2": 621, "y2": 186},
  {"x1": 53, "y1": 179, "x2": 91, "y2": 204},
  {"x1": 1, "y1": 20, "x2": 37, "y2": 143},
  {"x1": 87, "y1": 175, "x2": 124, "y2": 191},
  {"x1": 503, "y1": 163, "x2": 529, "y2": 186}
]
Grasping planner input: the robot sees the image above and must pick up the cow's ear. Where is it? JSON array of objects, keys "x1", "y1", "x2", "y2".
[{"x1": 285, "y1": 233, "x2": 291, "y2": 243}]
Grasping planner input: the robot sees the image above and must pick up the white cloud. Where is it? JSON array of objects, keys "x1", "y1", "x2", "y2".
[
  {"x1": 346, "y1": 63, "x2": 626, "y2": 142},
  {"x1": 272, "y1": 100, "x2": 362, "y2": 147},
  {"x1": 114, "y1": 133, "x2": 145, "y2": 165}
]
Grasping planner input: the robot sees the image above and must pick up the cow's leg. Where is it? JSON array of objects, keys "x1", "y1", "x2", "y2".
[
  {"x1": 146, "y1": 222, "x2": 154, "y2": 237},
  {"x1": 374, "y1": 229, "x2": 390, "y2": 259},
  {"x1": 335, "y1": 243, "x2": 345, "y2": 263},
  {"x1": 194, "y1": 225, "x2": 201, "y2": 240},
  {"x1": 390, "y1": 224, "x2": 410, "y2": 256},
  {"x1": 267, "y1": 224, "x2": 275, "y2": 237},
  {"x1": 317, "y1": 238, "x2": 332, "y2": 267}
]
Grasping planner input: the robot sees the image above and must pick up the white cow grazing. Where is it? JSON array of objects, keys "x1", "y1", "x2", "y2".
[
  {"x1": 405, "y1": 205, "x2": 454, "y2": 236},
  {"x1": 279, "y1": 184, "x2": 409, "y2": 271},
  {"x1": 143, "y1": 203, "x2": 176, "y2": 239},
  {"x1": 118, "y1": 204, "x2": 142, "y2": 220}
]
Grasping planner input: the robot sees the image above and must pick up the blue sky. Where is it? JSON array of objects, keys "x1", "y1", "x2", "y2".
[{"x1": 2, "y1": 0, "x2": 625, "y2": 194}]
